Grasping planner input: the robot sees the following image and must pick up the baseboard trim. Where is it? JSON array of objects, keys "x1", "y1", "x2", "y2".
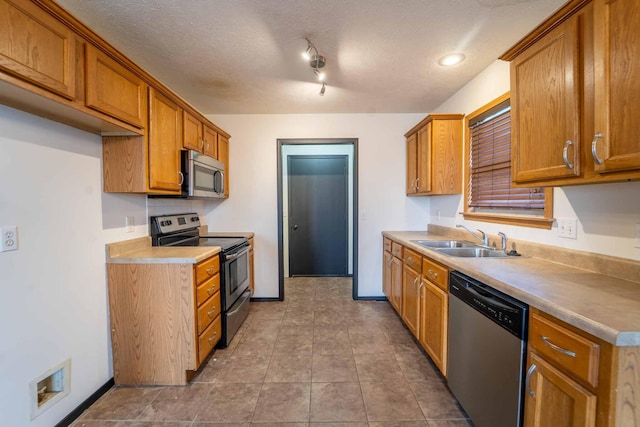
[
  {"x1": 55, "y1": 378, "x2": 114, "y2": 427},
  {"x1": 250, "y1": 297, "x2": 281, "y2": 302},
  {"x1": 355, "y1": 296, "x2": 388, "y2": 301}
]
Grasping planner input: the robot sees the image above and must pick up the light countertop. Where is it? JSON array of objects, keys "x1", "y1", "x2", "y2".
[
  {"x1": 383, "y1": 230, "x2": 640, "y2": 346},
  {"x1": 106, "y1": 236, "x2": 220, "y2": 264}
]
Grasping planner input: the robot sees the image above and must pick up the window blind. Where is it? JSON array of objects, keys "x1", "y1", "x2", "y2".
[{"x1": 469, "y1": 103, "x2": 545, "y2": 210}]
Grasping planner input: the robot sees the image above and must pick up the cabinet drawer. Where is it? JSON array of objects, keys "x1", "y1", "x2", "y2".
[
  {"x1": 391, "y1": 242, "x2": 403, "y2": 258},
  {"x1": 383, "y1": 238, "x2": 392, "y2": 252},
  {"x1": 197, "y1": 291, "x2": 221, "y2": 334},
  {"x1": 404, "y1": 248, "x2": 422, "y2": 273},
  {"x1": 198, "y1": 313, "x2": 221, "y2": 365},
  {"x1": 422, "y1": 257, "x2": 448, "y2": 291},
  {"x1": 530, "y1": 312, "x2": 600, "y2": 387},
  {"x1": 196, "y1": 274, "x2": 220, "y2": 307},
  {"x1": 196, "y1": 256, "x2": 219, "y2": 284}
]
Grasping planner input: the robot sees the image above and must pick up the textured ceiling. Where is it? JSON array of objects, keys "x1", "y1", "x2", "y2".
[{"x1": 55, "y1": 0, "x2": 565, "y2": 114}]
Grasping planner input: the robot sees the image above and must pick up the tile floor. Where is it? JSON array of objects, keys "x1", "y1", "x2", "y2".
[{"x1": 71, "y1": 277, "x2": 472, "y2": 427}]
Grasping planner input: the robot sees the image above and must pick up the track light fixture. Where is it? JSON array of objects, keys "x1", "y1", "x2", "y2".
[{"x1": 302, "y1": 37, "x2": 328, "y2": 96}]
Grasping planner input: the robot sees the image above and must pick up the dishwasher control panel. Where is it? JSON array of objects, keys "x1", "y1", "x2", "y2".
[{"x1": 450, "y1": 271, "x2": 528, "y2": 339}]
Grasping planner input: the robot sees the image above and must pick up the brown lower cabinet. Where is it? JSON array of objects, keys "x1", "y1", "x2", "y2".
[
  {"x1": 383, "y1": 238, "x2": 449, "y2": 376},
  {"x1": 525, "y1": 352, "x2": 597, "y2": 427},
  {"x1": 107, "y1": 254, "x2": 221, "y2": 385}
]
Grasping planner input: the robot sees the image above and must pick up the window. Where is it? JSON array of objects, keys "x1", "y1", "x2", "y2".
[{"x1": 463, "y1": 92, "x2": 553, "y2": 229}]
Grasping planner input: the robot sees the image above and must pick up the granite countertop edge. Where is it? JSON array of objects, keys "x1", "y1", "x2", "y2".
[{"x1": 383, "y1": 230, "x2": 640, "y2": 347}]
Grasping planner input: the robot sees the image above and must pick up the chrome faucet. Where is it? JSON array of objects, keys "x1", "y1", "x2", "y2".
[
  {"x1": 456, "y1": 224, "x2": 489, "y2": 247},
  {"x1": 497, "y1": 232, "x2": 507, "y2": 252}
]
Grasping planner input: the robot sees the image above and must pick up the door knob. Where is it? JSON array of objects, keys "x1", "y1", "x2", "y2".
[{"x1": 293, "y1": 225, "x2": 298, "y2": 230}]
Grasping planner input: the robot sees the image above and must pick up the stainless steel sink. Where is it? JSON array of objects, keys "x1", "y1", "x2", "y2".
[
  {"x1": 436, "y1": 247, "x2": 511, "y2": 258},
  {"x1": 411, "y1": 240, "x2": 478, "y2": 249}
]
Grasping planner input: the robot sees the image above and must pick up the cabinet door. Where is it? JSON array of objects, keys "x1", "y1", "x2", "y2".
[
  {"x1": 406, "y1": 133, "x2": 418, "y2": 194},
  {"x1": 390, "y1": 257, "x2": 403, "y2": 314},
  {"x1": 416, "y1": 123, "x2": 433, "y2": 193},
  {"x1": 85, "y1": 44, "x2": 146, "y2": 128},
  {"x1": 525, "y1": 353, "x2": 597, "y2": 427},
  {"x1": 203, "y1": 124, "x2": 218, "y2": 158},
  {"x1": 419, "y1": 280, "x2": 448, "y2": 376},
  {"x1": 383, "y1": 251, "x2": 392, "y2": 299},
  {"x1": 182, "y1": 110, "x2": 203, "y2": 152},
  {"x1": 592, "y1": 0, "x2": 640, "y2": 174},
  {"x1": 511, "y1": 16, "x2": 581, "y2": 183},
  {"x1": 0, "y1": 0, "x2": 76, "y2": 99},
  {"x1": 218, "y1": 134, "x2": 230, "y2": 197},
  {"x1": 148, "y1": 88, "x2": 182, "y2": 192},
  {"x1": 402, "y1": 266, "x2": 421, "y2": 338}
]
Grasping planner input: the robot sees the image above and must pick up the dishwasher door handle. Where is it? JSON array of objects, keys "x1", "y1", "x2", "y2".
[{"x1": 526, "y1": 363, "x2": 537, "y2": 398}]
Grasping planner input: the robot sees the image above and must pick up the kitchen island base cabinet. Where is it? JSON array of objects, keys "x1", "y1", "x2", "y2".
[{"x1": 107, "y1": 255, "x2": 221, "y2": 386}]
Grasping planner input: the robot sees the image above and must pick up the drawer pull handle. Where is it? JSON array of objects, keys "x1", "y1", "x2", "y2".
[
  {"x1": 526, "y1": 363, "x2": 537, "y2": 398},
  {"x1": 206, "y1": 267, "x2": 216, "y2": 275},
  {"x1": 541, "y1": 336, "x2": 577, "y2": 358},
  {"x1": 208, "y1": 307, "x2": 217, "y2": 317},
  {"x1": 208, "y1": 332, "x2": 218, "y2": 343},
  {"x1": 207, "y1": 286, "x2": 215, "y2": 295},
  {"x1": 563, "y1": 140, "x2": 574, "y2": 169},
  {"x1": 592, "y1": 132, "x2": 603, "y2": 165},
  {"x1": 427, "y1": 269, "x2": 438, "y2": 279}
]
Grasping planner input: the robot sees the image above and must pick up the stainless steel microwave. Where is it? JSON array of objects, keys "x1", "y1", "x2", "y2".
[{"x1": 182, "y1": 150, "x2": 225, "y2": 199}]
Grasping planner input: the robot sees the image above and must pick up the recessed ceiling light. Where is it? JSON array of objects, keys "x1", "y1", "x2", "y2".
[{"x1": 438, "y1": 53, "x2": 465, "y2": 67}]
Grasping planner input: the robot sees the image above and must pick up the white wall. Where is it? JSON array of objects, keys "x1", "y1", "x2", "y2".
[
  {"x1": 431, "y1": 60, "x2": 640, "y2": 261},
  {"x1": 204, "y1": 113, "x2": 429, "y2": 298},
  {"x1": 0, "y1": 105, "x2": 137, "y2": 427}
]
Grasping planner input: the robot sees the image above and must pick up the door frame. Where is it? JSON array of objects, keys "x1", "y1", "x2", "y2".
[
  {"x1": 287, "y1": 154, "x2": 349, "y2": 277},
  {"x1": 277, "y1": 138, "x2": 359, "y2": 301}
]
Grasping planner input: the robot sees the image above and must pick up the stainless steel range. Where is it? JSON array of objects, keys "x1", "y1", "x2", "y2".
[{"x1": 150, "y1": 213, "x2": 250, "y2": 347}]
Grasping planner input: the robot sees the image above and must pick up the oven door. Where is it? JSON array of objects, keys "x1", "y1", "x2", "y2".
[{"x1": 223, "y1": 246, "x2": 250, "y2": 310}]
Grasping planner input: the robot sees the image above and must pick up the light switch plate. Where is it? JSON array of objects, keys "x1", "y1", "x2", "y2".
[{"x1": 558, "y1": 218, "x2": 577, "y2": 239}]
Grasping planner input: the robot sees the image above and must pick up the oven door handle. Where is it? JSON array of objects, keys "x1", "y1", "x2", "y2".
[{"x1": 225, "y1": 247, "x2": 249, "y2": 261}]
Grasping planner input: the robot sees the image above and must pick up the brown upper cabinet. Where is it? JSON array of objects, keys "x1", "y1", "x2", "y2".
[
  {"x1": 85, "y1": 44, "x2": 147, "y2": 128},
  {"x1": 0, "y1": 0, "x2": 233, "y2": 196},
  {"x1": 218, "y1": 134, "x2": 230, "y2": 197},
  {"x1": 203, "y1": 124, "x2": 218, "y2": 159},
  {"x1": 183, "y1": 109, "x2": 204, "y2": 152},
  {"x1": 183, "y1": 110, "x2": 219, "y2": 159},
  {"x1": 148, "y1": 88, "x2": 182, "y2": 193},
  {"x1": 405, "y1": 114, "x2": 464, "y2": 196},
  {"x1": 502, "y1": 0, "x2": 640, "y2": 186},
  {"x1": 0, "y1": 0, "x2": 77, "y2": 99}
]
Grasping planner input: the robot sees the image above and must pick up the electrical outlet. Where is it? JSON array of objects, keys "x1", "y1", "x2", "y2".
[
  {"x1": 635, "y1": 223, "x2": 640, "y2": 249},
  {"x1": 1, "y1": 226, "x2": 18, "y2": 252},
  {"x1": 558, "y1": 218, "x2": 578, "y2": 239}
]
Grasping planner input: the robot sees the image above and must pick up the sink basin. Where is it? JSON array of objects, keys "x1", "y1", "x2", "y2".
[
  {"x1": 436, "y1": 247, "x2": 511, "y2": 258},
  {"x1": 411, "y1": 240, "x2": 478, "y2": 249}
]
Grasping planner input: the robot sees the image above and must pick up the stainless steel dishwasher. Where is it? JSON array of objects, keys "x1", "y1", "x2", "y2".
[{"x1": 448, "y1": 271, "x2": 528, "y2": 427}]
